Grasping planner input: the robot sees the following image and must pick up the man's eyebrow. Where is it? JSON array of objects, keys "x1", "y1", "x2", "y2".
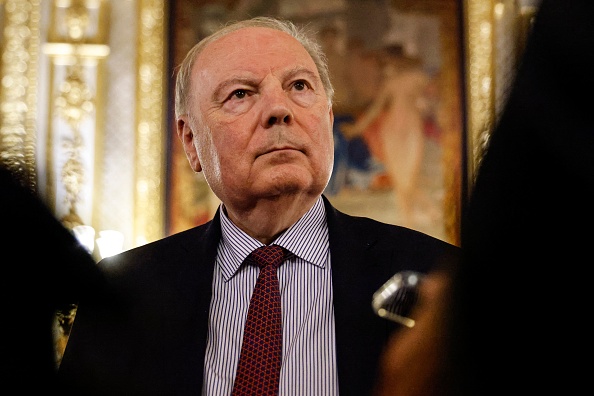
[
  {"x1": 284, "y1": 67, "x2": 319, "y2": 81},
  {"x1": 211, "y1": 67, "x2": 320, "y2": 100},
  {"x1": 212, "y1": 77, "x2": 255, "y2": 100}
]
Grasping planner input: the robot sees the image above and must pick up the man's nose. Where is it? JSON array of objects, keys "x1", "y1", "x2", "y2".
[
  {"x1": 261, "y1": 88, "x2": 294, "y2": 127},
  {"x1": 267, "y1": 113, "x2": 292, "y2": 126}
]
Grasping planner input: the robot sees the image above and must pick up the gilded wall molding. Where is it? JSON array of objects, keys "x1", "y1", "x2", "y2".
[
  {"x1": 1, "y1": 0, "x2": 168, "y2": 245},
  {"x1": 134, "y1": 0, "x2": 167, "y2": 245},
  {"x1": 43, "y1": 0, "x2": 110, "y2": 228},
  {"x1": 464, "y1": 0, "x2": 495, "y2": 192},
  {"x1": 464, "y1": 0, "x2": 533, "y2": 195},
  {"x1": 0, "y1": 0, "x2": 40, "y2": 190}
]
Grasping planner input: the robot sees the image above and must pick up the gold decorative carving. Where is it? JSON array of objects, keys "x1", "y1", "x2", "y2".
[
  {"x1": 0, "y1": 0, "x2": 41, "y2": 190},
  {"x1": 55, "y1": 64, "x2": 95, "y2": 128},
  {"x1": 464, "y1": 0, "x2": 495, "y2": 192},
  {"x1": 43, "y1": 0, "x2": 109, "y2": 226},
  {"x1": 135, "y1": 0, "x2": 167, "y2": 245},
  {"x1": 54, "y1": 63, "x2": 95, "y2": 228},
  {"x1": 49, "y1": 0, "x2": 109, "y2": 44},
  {"x1": 464, "y1": 0, "x2": 532, "y2": 194},
  {"x1": 64, "y1": 0, "x2": 90, "y2": 41}
]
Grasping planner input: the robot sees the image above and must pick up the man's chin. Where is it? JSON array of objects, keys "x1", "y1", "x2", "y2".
[
  {"x1": 260, "y1": 179, "x2": 321, "y2": 198},
  {"x1": 251, "y1": 165, "x2": 328, "y2": 197}
]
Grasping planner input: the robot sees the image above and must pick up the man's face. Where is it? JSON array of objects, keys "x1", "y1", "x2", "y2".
[{"x1": 183, "y1": 27, "x2": 334, "y2": 209}]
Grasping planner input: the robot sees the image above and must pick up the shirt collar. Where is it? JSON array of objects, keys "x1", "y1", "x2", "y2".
[{"x1": 218, "y1": 196, "x2": 328, "y2": 281}]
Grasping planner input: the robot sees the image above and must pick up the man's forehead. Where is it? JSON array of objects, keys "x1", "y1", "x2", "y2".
[
  {"x1": 198, "y1": 27, "x2": 311, "y2": 65},
  {"x1": 209, "y1": 26, "x2": 293, "y2": 47},
  {"x1": 193, "y1": 26, "x2": 317, "y2": 82}
]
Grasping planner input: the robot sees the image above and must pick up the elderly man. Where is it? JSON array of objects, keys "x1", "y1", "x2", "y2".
[{"x1": 59, "y1": 17, "x2": 458, "y2": 396}]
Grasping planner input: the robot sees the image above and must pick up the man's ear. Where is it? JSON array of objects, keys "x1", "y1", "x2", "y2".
[{"x1": 176, "y1": 116, "x2": 202, "y2": 172}]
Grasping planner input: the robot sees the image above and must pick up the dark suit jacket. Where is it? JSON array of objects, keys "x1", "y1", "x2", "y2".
[{"x1": 58, "y1": 195, "x2": 458, "y2": 396}]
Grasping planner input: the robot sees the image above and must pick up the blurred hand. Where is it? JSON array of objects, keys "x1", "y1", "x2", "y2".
[{"x1": 373, "y1": 269, "x2": 451, "y2": 396}]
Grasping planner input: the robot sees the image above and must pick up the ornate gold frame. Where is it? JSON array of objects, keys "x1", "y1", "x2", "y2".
[
  {"x1": 133, "y1": 0, "x2": 167, "y2": 245},
  {"x1": 463, "y1": 0, "x2": 539, "y2": 194}
]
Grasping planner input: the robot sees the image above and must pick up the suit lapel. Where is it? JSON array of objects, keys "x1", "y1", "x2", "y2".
[
  {"x1": 169, "y1": 209, "x2": 222, "y2": 392},
  {"x1": 323, "y1": 196, "x2": 399, "y2": 395}
]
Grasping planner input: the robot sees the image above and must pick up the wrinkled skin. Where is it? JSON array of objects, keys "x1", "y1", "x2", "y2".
[{"x1": 177, "y1": 27, "x2": 334, "y2": 244}]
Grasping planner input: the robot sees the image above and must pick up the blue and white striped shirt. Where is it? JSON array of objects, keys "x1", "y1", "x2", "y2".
[{"x1": 202, "y1": 197, "x2": 338, "y2": 395}]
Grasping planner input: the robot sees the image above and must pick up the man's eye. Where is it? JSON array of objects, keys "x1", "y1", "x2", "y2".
[
  {"x1": 231, "y1": 89, "x2": 247, "y2": 99},
  {"x1": 292, "y1": 80, "x2": 307, "y2": 91}
]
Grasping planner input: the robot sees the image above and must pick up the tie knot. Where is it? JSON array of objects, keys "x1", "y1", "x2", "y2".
[{"x1": 250, "y1": 245, "x2": 285, "y2": 270}]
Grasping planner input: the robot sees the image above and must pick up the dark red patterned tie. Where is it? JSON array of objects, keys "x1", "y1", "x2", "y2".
[{"x1": 232, "y1": 245, "x2": 285, "y2": 396}]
